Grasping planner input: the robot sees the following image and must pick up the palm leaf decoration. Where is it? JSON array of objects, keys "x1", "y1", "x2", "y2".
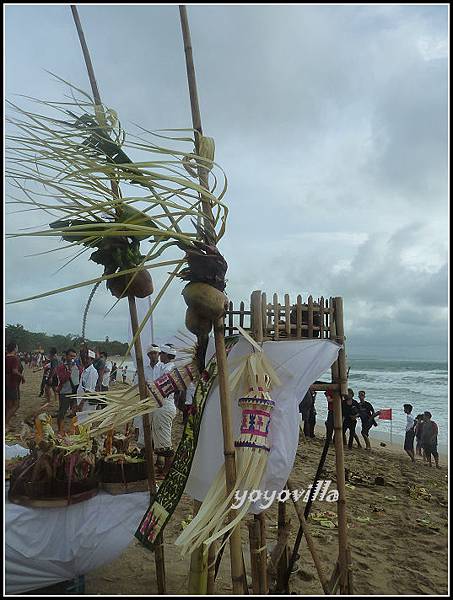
[{"x1": 6, "y1": 79, "x2": 229, "y2": 351}]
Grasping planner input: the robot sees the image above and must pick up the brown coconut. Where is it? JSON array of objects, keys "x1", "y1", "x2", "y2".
[
  {"x1": 185, "y1": 306, "x2": 212, "y2": 337},
  {"x1": 182, "y1": 282, "x2": 228, "y2": 321},
  {"x1": 107, "y1": 270, "x2": 153, "y2": 299}
]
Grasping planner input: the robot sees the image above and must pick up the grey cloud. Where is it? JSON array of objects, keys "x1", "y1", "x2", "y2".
[{"x1": 5, "y1": 5, "x2": 448, "y2": 360}]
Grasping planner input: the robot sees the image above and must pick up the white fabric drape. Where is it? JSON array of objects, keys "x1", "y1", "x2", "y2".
[
  {"x1": 184, "y1": 338, "x2": 341, "y2": 514},
  {"x1": 5, "y1": 486, "x2": 149, "y2": 594}
]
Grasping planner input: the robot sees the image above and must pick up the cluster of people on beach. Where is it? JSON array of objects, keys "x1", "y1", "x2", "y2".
[
  {"x1": 5, "y1": 340, "x2": 184, "y2": 479},
  {"x1": 299, "y1": 386, "x2": 440, "y2": 467},
  {"x1": 299, "y1": 387, "x2": 378, "y2": 450},
  {"x1": 5, "y1": 342, "x2": 118, "y2": 433},
  {"x1": 403, "y1": 404, "x2": 440, "y2": 468}
]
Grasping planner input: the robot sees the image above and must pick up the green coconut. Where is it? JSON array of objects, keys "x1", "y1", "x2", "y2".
[{"x1": 182, "y1": 282, "x2": 228, "y2": 321}]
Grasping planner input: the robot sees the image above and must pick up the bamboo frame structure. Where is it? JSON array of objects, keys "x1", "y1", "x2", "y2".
[
  {"x1": 226, "y1": 290, "x2": 353, "y2": 594},
  {"x1": 70, "y1": 5, "x2": 166, "y2": 593}
]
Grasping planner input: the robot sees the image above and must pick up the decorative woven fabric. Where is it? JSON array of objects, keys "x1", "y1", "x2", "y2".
[
  {"x1": 77, "y1": 362, "x2": 200, "y2": 436},
  {"x1": 135, "y1": 336, "x2": 240, "y2": 550}
]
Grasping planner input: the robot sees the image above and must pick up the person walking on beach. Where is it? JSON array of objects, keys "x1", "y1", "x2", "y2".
[
  {"x1": 122, "y1": 365, "x2": 128, "y2": 383},
  {"x1": 149, "y1": 343, "x2": 178, "y2": 477},
  {"x1": 133, "y1": 344, "x2": 162, "y2": 444},
  {"x1": 110, "y1": 362, "x2": 118, "y2": 385},
  {"x1": 55, "y1": 348, "x2": 81, "y2": 435},
  {"x1": 403, "y1": 403, "x2": 416, "y2": 463},
  {"x1": 342, "y1": 389, "x2": 362, "y2": 449},
  {"x1": 357, "y1": 390, "x2": 377, "y2": 451},
  {"x1": 5, "y1": 342, "x2": 25, "y2": 427},
  {"x1": 43, "y1": 347, "x2": 59, "y2": 404},
  {"x1": 414, "y1": 414, "x2": 425, "y2": 460},
  {"x1": 76, "y1": 350, "x2": 100, "y2": 424},
  {"x1": 421, "y1": 412, "x2": 440, "y2": 468}
]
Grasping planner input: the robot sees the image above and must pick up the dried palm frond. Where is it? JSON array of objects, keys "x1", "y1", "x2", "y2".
[{"x1": 6, "y1": 77, "x2": 228, "y2": 316}]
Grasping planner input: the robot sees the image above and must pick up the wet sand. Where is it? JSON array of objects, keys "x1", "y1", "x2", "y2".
[{"x1": 7, "y1": 368, "x2": 448, "y2": 595}]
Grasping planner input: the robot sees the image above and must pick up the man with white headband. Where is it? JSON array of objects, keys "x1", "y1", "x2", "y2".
[
  {"x1": 149, "y1": 343, "x2": 177, "y2": 477},
  {"x1": 76, "y1": 349, "x2": 100, "y2": 424},
  {"x1": 133, "y1": 344, "x2": 162, "y2": 442}
]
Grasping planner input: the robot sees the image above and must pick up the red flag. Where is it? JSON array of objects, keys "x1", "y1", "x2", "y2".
[{"x1": 378, "y1": 408, "x2": 392, "y2": 420}]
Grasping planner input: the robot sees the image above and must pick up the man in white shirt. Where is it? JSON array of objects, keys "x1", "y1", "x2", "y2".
[
  {"x1": 101, "y1": 354, "x2": 112, "y2": 392},
  {"x1": 76, "y1": 350, "x2": 100, "y2": 424},
  {"x1": 151, "y1": 344, "x2": 177, "y2": 477},
  {"x1": 133, "y1": 345, "x2": 162, "y2": 443}
]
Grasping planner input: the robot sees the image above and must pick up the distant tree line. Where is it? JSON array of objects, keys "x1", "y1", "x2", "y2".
[{"x1": 5, "y1": 323, "x2": 129, "y2": 356}]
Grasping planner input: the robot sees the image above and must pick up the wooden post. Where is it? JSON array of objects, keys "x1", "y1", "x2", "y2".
[
  {"x1": 287, "y1": 480, "x2": 329, "y2": 593},
  {"x1": 275, "y1": 495, "x2": 289, "y2": 592},
  {"x1": 251, "y1": 290, "x2": 263, "y2": 343},
  {"x1": 333, "y1": 297, "x2": 353, "y2": 593},
  {"x1": 284, "y1": 293, "x2": 291, "y2": 337},
  {"x1": 308, "y1": 295, "x2": 314, "y2": 338},
  {"x1": 213, "y1": 318, "x2": 246, "y2": 594},
  {"x1": 207, "y1": 541, "x2": 217, "y2": 594},
  {"x1": 128, "y1": 295, "x2": 166, "y2": 594},
  {"x1": 256, "y1": 513, "x2": 269, "y2": 594},
  {"x1": 179, "y1": 6, "x2": 245, "y2": 593},
  {"x1": 248, "y1": 519, "x2": 261, "y2": 594},
  {"x1": 189, "y1": 500, "x2": 208, "y2": 594},
  {"x1": 273, "y1": 293, "x2": 280, "y2": 340},
  {"x1": 261, "y1": 293, "x2": 267, "y2": 338},
  {"x1": 296, "y1": 295, "x2": 302, "y2": 339},
  {"x1": 319, "y1": 296, "x2": 325, "y2": 339}
]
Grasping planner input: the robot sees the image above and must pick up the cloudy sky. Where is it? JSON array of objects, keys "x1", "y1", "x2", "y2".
[{"x1": 5, "y1": 4, "x2": 448, "y2": 360}]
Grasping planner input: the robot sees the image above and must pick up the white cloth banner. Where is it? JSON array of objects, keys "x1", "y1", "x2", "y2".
[
  {"x1": 5, "y1": 487, "x2": 149, "y2": 594},
  {"x1": 184, "y1": 338, "x2": 341, "y2": 514}
]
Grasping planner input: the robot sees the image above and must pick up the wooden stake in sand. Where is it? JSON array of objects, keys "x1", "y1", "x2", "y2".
[
  {"x1": 70, "y1": 5, "x2": 166, "y2": 593},
  {"x1": 179, "y1": 5, "x2": 245, "y2": 594}
]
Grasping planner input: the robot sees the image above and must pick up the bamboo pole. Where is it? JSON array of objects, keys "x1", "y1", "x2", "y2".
[
  {"x1": 129, "y1": 295, "x2": 166, "y2": 594},
  {"x1": 248, "y1": 519, "x2": 261, "y2": 594},
  {"x1": 256, "y1": 513, "x2": 269, "y2": 594},
  {"x1": 70, "y1": 6, "x2": 166, "y2": 592},
  {"x1": 287, "y1": 480, "x2": 329, "y2": 593},
  {"x1": 189, "y1": 500, "x2": 208, "y2": 594},
  {"x1": 333, "y1": 297, "x2": 353, "y2": 593},
  {"x1": 275, "y1": 494, "x2": 289, "y2": 592},
  {"x1": 207, "y1": 541, "x2": 217, "y2": 594},
  {"x1": 179, "y1": 8, "x2": 245, "y2": 593}
]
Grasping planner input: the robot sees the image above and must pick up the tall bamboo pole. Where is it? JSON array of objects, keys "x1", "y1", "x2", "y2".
[
  {"x1": 333, "y1": 297, "x2": 353, "y2": 594},
  {"x1": 70, "y1": 6, "x2": 166, "y2": 593},
  {"x1": 178, "y1": 5, "x2": 245, "y2": 594}
]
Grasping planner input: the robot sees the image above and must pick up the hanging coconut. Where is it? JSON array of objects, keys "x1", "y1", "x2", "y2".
[
  {"x1": 182, "y1": 282, "x2": 228, "y2": 321},
  {"x1": 106, "y1": 269, "x2": 153, "y2": 299}
]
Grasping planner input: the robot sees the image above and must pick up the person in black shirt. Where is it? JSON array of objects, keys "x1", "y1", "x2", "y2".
[
  {"x1": 342, "y1": 389, "x2": 361, "y2": 450},
  {"x1": 299, "y1": 386, "x2": 317, "y2": 438},
  {"x1": 357, "y1": 390, "x2": 377, "y2": 451}
]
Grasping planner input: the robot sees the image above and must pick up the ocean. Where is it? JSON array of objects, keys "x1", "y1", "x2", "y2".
[
  {"x1": 119, "y1": 355, "x2": 448, "y2": 449},
  {"x1": 315, "y1": 357, "x2": 448, "y2": 449}
]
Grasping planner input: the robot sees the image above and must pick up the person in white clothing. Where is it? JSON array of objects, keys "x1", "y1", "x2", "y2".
[
  {"x1": 133, "y1": 345, "x2": 162, "y2": 444},
  {"x1": 150, "y1": 343, "x2": 177, "y2": 477},
  {"x1": 101, "y1": 354, "x2": 112, "y2": 392},
  {"x1": 76, "y1": 350, "x2": 99, "y2": 424}
]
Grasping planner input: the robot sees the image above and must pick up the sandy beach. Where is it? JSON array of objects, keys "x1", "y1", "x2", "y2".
[{"x1": 7, "y1": 368, "x2": 449, "y2": 595}]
